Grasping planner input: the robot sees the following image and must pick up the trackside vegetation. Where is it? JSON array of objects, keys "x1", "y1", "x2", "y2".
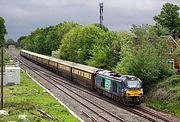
[
  {"x1": 145, "y1": 74, "x2": 180, "y2": 116},
  {"x1": 19, "y1": 3, "x2": 180, "y2": 116},
  {"x1": 0, "y1": 16, "x2": 7, "y2": 47},
  {"x1": 4, "y1": 49, "x2": 10, "y2": 64},
  {"x1": 1, "y1": 71, "x2": 80, "y2": 122}
]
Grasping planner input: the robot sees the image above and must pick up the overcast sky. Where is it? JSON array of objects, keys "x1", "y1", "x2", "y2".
[{"x1": 0, "y1": 0, "x2": 180, "y2": 41}]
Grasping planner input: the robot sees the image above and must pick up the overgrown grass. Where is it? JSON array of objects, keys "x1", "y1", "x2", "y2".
[
  {"x1": 4, "y1": 49, "x2": 11, "y2": 64},
  {"x1": 1, "y1": 71, "x2": 80, "y2": 122},
  {"x1": 145, "y1": 74, "x2": 180, "y2": 116},
  {"x1": 145, "y1": 99, "x2": 180, "y2": 116}
]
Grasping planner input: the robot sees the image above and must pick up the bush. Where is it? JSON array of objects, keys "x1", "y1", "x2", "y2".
[{"x1": 115, "y1": 25, "x2": 172, "y2": 90}]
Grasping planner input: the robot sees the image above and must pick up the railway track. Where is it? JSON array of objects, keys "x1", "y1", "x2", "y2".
[
  {"x1": 8, "y1": 48, "x2": 178, "y2": 122},
  {"x1": 19, "y1": 63, "x2": 172, "y2": 122},
  {"x1": 38, "y1": 69, "x2": 173, "y2": 122},
  {"x1": 10, "y1": 55, "x2": 125, "y2": 122}
]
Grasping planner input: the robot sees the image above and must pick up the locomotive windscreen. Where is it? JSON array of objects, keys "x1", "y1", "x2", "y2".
[{"x1": 126, "y1": 80, "x2": 141, "y2": 88}]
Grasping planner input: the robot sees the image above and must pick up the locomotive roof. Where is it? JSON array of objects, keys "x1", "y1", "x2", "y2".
[
  {"x1": 97, "y1": 70, "x2": 122, "y2": 79},
  {"x1": 96, "y1": 70, "x2": 139, "y2": 81}
]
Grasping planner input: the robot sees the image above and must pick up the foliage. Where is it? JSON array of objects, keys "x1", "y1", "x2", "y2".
[
  {"x1": 21, "y1": 22, "x2": 79, "y2": 55},
  {"x1": 59, "y1": 25, "x2": 104, "y2": 64},
  {"x1": 0, "y1": 16, "x2": 7, "y2": 47},
  {"x1": 93, "y1": 23, "x2": 109, "y2": 32},
  {"x1": 44, "y1": 22, "x2": 80, "y2": 55},
  {"x1": 115, "y1": 25, "x2": 173, "y2": 90},
  {"x1": 3, "y1": 48, "x2": 10, "y2": 64},
  {"x1": 86, "y1": 32, "x2": 130, "y2": 70},
  {"x1": 1, "y1": 71, "x2": 80, "y2": 122},
  {"x1": 17, "y1": 36, "x2": 27, "y2": 47},
  {"x1": 153, "y1": 3, "x2": 180, "y2": 36},
  {"x1": 177, "y1": 39, "x2": 180, "y2": 45},
  {"x1": 149, "y1": 23, "x2": 170, "y2": 37}
]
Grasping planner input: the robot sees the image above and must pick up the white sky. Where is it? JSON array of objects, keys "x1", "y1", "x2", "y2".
[{"x1": 0, "y1": 0, "x2": 180, "y2": 40}]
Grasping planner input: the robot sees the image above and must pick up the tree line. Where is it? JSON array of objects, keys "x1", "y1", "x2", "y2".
[{"x1": 17, "y1": 3, "x2": 180, "y2": 90}]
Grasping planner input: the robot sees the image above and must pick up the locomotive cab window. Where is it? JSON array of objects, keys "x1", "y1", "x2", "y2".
[
  {"x1": 127, "y1": 80, "x2": 141, "y2": 88},
  {"x1": 119, "y1": 82, "x2": 123, "y2": 93},
  {"x1": 113, "y1": 81, "x2": 117, "y2": 93},
  {"x1": 101, "y1": 78, "x2": 105, "y2": 88}
]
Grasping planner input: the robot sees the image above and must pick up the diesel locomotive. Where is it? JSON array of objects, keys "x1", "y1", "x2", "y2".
[{"x1": 20, "y1": 49, "x2": 143, "y2": 105}]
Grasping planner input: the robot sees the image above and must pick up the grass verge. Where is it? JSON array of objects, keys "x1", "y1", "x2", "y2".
[
  {"x1": 145, "y1": 74, "x2": 180, "y2": 116},
  {"x1": 0, "y1": 71, "x2": 80, "y2": 122},
  {"x1": 4, "y1": 48, "x2": 10, "y2": 64}
]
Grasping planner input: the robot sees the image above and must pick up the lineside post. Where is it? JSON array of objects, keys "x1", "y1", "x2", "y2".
[{"x1": 0, "y1": 47, "x2": 3, "y2": 109}]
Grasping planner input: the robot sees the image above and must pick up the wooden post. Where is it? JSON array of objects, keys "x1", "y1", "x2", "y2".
[{"x1": 0, "y1": 47, "x2": 3, "y2": 109}]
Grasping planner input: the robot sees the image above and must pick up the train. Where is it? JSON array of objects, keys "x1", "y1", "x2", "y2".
[{"x1": 20, "y1": 49, "x2": 143, "y2": 105}]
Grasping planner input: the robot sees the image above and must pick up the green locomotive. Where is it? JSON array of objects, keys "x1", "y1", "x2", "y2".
[{"x1": 95, "y1": 70, "x2": 143, "y2": 105}]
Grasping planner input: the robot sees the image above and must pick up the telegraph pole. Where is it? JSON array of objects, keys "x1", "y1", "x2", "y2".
[
  {"x1": 0, "y1": 46, "x2": 3, "y2": 109},
  {"x1": 99, "y1": 2, "x2": 104, "y2": 28}
]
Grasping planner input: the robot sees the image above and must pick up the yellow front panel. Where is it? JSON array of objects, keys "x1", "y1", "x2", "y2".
[{"x1": 126, "y1": 90, "x2": 143, "y2": 97}]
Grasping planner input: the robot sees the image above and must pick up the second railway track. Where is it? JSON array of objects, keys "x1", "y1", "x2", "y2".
[
  {"x1": 11, "y1": 53, "x2": 125, "y2": 122},
  {"x1": 8, "y1": 48, "x2": 179, "y2": 122}
]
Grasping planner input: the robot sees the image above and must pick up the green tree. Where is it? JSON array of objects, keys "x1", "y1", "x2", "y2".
[
  {"x1": 149, "y1": 23, "x2": 170, "y2": 37},
  {"x1": 21, "y1": 22, "x2": 78, "y2": 55},
  {"x1": 86, "y1": 32, "x2": 130, "y2": 69},
  {"x1": 93, "y1": 23, "x2": 109, "y2": 32},
  {"x1": 0, "y1": 16, "x2": 7, "y2": 47},
  {"x1": 115, "y1": 25, "x2": 172, "y2": 90},
  {"x1": 59, "y1": 25, "x2": 104, "y2": 64},
  {"x1": 153, "y1": 3, "x2": 180, "y2": 36},
  {"x1": 45, "y1": 22, "x2": 79, "y2": 55},
  {"x1": 17, "y1": 36, "x2": 27, "y2": 47}
]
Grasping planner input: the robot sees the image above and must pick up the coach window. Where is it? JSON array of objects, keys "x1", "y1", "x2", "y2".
[
  {"x1": 89, "y1": 74, "x2": 91, "y2": 79},
  {"x1": 80, "y1": 71, "x2": 82, "y2": 76}
]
